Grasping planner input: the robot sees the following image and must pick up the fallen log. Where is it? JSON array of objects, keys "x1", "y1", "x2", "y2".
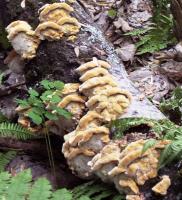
[
  {"x1": 24, "y1": 0, "x2": 165, "y2": 120},
  {"x1": 1, "y1": 0, "x2": 174, "y2": 199}
]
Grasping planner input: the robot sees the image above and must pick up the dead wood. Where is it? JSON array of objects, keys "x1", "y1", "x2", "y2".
[{"x1": 11, "y1": 0, "x2": 166, "y2": 120}]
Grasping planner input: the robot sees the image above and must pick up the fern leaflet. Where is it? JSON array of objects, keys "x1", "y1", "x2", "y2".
[
  {"x1": 0, "y1": 169, "x2": 124, "y2": 200},
  {"x1": 5, "y1": 169, "x2": 32, "y2": 200},
  {"x1": 0, "y1": 123, "x2": 35, "y2": 140},
  {"x1": 28, "y1": 178, "x2": 52, "y2": 200},
  {"x1": 0, "y1": 151, "x2": 17, "y2": 172}
]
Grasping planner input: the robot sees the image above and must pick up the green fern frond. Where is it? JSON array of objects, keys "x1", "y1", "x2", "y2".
[
  {"x1": 0, "y1": 171, "x2": 11, "y2": 194},
  {"x1": 111, "y1": 117, "x2": 182, "y2": 168},
  {"x1": 0, "y1": 123, "x2": 35, "y2": 140},
  {"x1": 142, "y1": 139, "x2": 157, "y2": 154},
  {"x1": 159, "y1": 140, "x2": 182, "y2": 168},
  {"x1": 52, "y1": 189, "x2": 72, "y2": 200},
  {"x1": 72, "y1": 181, "x2": 123, "y2": 200},
  {"x1": 111, "y1": 117, "x2": 182, "y2": 139},
  {"x1": 0, "y1": 169, "x2": 124, "y2": 200},
  {"x1": 28, "y1": 178, "x2": 52, "y2": 200},
  {"x1": 0, "y1": 151, "x2": 17, "y2": 172},
  {"x1": 127, "y1": 0, "x2": 176, "y2": 55},
  {"x1": 160, "y1": 87, "x2": 182, "y2": 124},
  {"x1": 3, "y1": 169, "x2": 32, "y2": 200},
  {"x1": 125, "y1": 28, "x2": 151, "y2": 36}
]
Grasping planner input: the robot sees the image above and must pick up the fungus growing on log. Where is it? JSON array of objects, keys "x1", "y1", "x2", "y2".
[
  {"x1": 80, "y1": 67, "x2": 110, "y2": 82},
  {"x1": 57, "y1": 17, "x2": 81, "y2": 41},
  {"x1": 35, "y1": 22, "x2": 63, "y2": 41},
  {"x1": 37, "y1": 3, "x2": 80, "y2": 41},
  {"x1": 76, "y1": 59, "x2": 111, "y2": 75},
  {"x1": 62, "y1": 59, "x2": 170, "y2": 198},
  {"x1": 18, "y1": 116, "x2": 42, "y2": 133},
  {"x1": 6, "y1": 21, "x2": 40, "y2": 59},
  {"x1": 58, "y1": 83, "x2": 86, "y2": 120},
  {"x1": 152, "y1": 175, "x2": 171, "y2": 195},
  {"x1": 39, "y1": 3, "x2": 74, "y2": 23},
  {"x1": 126, "y1": 195, "x2": 142, "y2": 200}
]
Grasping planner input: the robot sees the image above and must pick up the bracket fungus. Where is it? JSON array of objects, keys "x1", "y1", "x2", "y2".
[
  {"x1": 35, "y1": 22, "x2": 64, "y2": 41},
  {"x1": 152, "y1": 175, "x2": 171, "y2": 195},
  {"x1": 58, "y1": 83, "x2": 86, "y2": 120},
  {"x1": 6, "y1": 2, "x2": 80, "y2": 59},
  {"x1": 37, "y1": 3, "x2": 80, "y2": 41},
  {"x1": 62, "y1": 59, "x2": 171, "y2": 199},
  {"x1": 57, "y1": 17, "x2": 81, "y2": 41},
  {"x1": 6, "y1": 21, "x2": 40, "y2": 59},
  {"x1": 38, "y1": 3, "x2": 74, "y2": 23}
]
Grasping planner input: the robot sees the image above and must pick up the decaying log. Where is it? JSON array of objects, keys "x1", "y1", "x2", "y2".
[
  {"x1": 72, "y1": 2, "x2": 165, "y2": 120},
  {"x1": 0, "y1": 137, "x2": 62, "y2": 158},
  {"x1": 0, "y1": 0, "x2": 165, "y2": 120},
  {"x1": 0, "y1": 0, "x2": 180, "y2": 198},
  {"x1": 12, "y1": 0, "x2": 165, "y2": 120}
]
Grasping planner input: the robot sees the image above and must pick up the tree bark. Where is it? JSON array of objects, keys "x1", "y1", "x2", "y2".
[
  {"x1": 171, "y1": 0, "x2": 182, "y2": 41},
  {"x1": 14, "y1": 0, "x2": 166, "y2": 120}
]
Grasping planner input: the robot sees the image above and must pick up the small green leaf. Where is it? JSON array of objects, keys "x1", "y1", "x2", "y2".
[
  {"x1": 28, "y1": 97, "x2": 44, "y2": 108},
  {"x1": 28, "y1": 111, "x2": 43, "y2": 125},
  {"x1": 16, "y1": 99, "x2": 30, "y2": 108},
  {"x1": 48, "y1": 82, "x2": 56, "y2": 89},
  {"x1": 45, "y1": 112, "x2": 58, "y2": 121},
  {"x1": 53, "y1": 81, "x2": 64, "y2": 90},
  {"x1": 51, "y1": 95, "x2": 61, "y2": 103},
  {"x1": 28, "y1": 89, "x2": 39, "y2": 97},
  {"x1": 41, "y1": 90, "x2": 54, "y2": 102},
  {"x1": 108, "y1": 9, "x2": 117, "y2": 18},
  {"x1": 142, "y1": 139, "x2": 157, "y2": 154},
  {"x1": 0, "y1": 72, "x2": 4, "y2": 85},
  {"x1": 78, "y1": 196, "x2": 91, "y2": 200},
  {"x1": 56, "y1": 107, "x2": 72, "y2": 119},
  {"x1": 52, "y1": 189, "x2": 72, "y2": 200},
  {"x1": 31, "y1": 107, "x2": 45, "y2": 116},
  {"x1": 41, "y1": 80, "x2": 51, "y2": 90}
]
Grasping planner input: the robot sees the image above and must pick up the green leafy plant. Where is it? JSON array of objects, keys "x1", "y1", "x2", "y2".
[
  {"x1": 111, "y1": 117, "x2": 182, "y2": 168},
  {"x1": 111, "y1": 117, "x2": 164, "y2": 139},
  {"x1": 17, "y1": 80, "x2": 71, "y2": 126},
  {"x1": 126, "y1": 15, "x2": 176, "y2": 54},
  {"x1": 160, "y1": 87, "x2": 182, "y2": 124},
  {"x1": 108, "y1": 9, "x2": 117, "y2": 18},
  {"x1": 142, "y1": 138, "x2": 157, "y2": 154},
  {"x1": 0, "y1": 122, "x2": 34, "y2": 140},
  {"x1": 0, "y1": 169, "x2": 125, "y2": 200},
  {"x1": 0, "y1": 71, "x2": 4, "y2": 85},
  {"x1": 126, "y1": 0, "x2": 176, "y2": 54},
  {"x1": 0, "y1": 151, "x2": 17, "y2": 172}
]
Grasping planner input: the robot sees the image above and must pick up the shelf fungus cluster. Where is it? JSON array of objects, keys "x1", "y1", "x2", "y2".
[
  {"x1": 36, "y1": 3, "x2": 80, "y2": 41},
  {"x1": 6, "y1": 21, "x2": 40, "y2": 60},
  {"x1": 62, "y1": 59, "x2": 171, "y2": 199},
  {"x1": 16, "y1": 83, "x2": 86, "y2": 135},
  {"x1": 6, "y1": 3, "x2": 80, "y2": 60}
]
